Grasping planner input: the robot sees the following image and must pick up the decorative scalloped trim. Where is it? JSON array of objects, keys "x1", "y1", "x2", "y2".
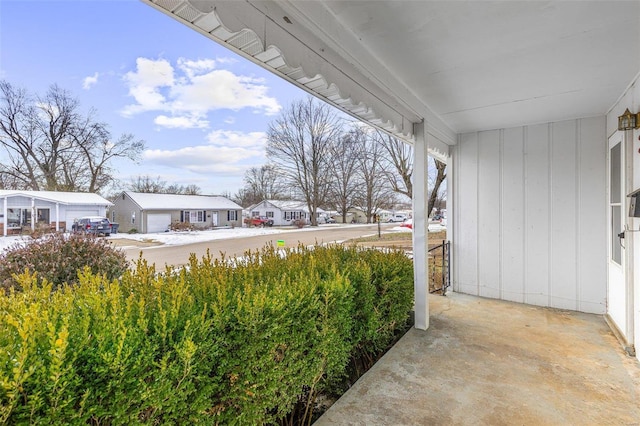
[{"x1": 149, "y1": 0, "x2": 415, "y2": 141}]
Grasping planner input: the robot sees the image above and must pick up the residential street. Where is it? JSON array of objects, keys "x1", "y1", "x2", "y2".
[{"x1": 121, "y1": 223, "x2": 395, "y2": 268}]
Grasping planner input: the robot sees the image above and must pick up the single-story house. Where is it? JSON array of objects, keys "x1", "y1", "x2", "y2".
[
  {"x1": 111, "y1": 191, "x2": 243, "y2": 233},
  {"x1": 0, "y1": 190, "x2": 112, "y2": 235},
  {"x1": 246, "y1": 200, "x2": 324, "y2": 226}
]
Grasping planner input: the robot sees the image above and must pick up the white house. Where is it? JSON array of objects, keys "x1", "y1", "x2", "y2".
[
  {"x1": 143, "y1": 1, "x2": 640, "y2": 361},
  {"x1": 247, "y1": 200, "x2": 324, "y2": 226},
  {"x1": 111, "y1": 192, "x2": 243, "y2": 233},
  {"x1": 0, "y1": 190, "x2": 112, "y2": 235}
]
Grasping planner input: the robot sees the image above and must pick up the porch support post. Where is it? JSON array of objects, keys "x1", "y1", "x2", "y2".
[
  {"x1": 3, "y1": 197, "x2": 6, "y2": 237},
  {"x1": 413, "y1": 120, "x2": 429, "y2": 330},
  {"x1": 31, "y1": 198, "x2": 35, "y2": 231},
  {"x1": 55, "y1": 203, "x2": 60, "y2": 232}
]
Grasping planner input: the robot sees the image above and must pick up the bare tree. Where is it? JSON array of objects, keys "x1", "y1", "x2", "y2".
[
  {"x1": 266, "y1": 97, "x2": 342, "y2": 226},
  {"x1": 227, "y1": 188, "x2": 253, "y2": 208},
  {"x1": 328, "y1": 126, "x2": 364, "y2": 223},
  {"x1": 376, "y1": 130, "x2": 413, "y2": 199},
  {"x1": 375, "y1": 129, "x2": 447, "y2": 216},
  {"x1": 182, "y1": 184, "x2": 201, "y2": 195},
  {"x1": 355, "y1": 127, "x2": 395, "y2": 222},
  {"x1": 428, "y1": 158, "x2": 447, "y2": 215},
  {"x1": 0, "y1": 81, "x2": 144, "y2": 193},
  {"x1": 243, "y1": 164, "x2": 287, "y2": 202},
  {"x1": 128, "y1": 175, "x2": 201, "y2": 195}
]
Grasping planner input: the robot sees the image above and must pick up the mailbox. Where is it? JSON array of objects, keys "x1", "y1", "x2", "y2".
[{"x1": 629, "y1": 188, "x2": 640, "y2": 217}]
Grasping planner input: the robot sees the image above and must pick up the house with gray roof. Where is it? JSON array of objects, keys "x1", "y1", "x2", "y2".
[
  {"x1": 111, "y1": 191, "x2": 243, "y2": 233},
  {"x1": 246, "y1": 200, "x2": 324, "y2": 226},
  {"x1": 0, "y1": 190, "x2": 112, "y2": 236}
]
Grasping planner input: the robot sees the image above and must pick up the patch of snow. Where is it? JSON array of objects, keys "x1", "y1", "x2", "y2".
[{"x1": 0, "y1": 236, "x2": 31, "y2": 253}]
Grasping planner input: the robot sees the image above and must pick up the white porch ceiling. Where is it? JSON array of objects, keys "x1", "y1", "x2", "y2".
[{"x1": 143, "y1": 0, "x2": 640, "y2": 147}]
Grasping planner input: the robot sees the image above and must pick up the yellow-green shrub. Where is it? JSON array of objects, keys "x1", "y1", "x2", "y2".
[{"x1": 0, "y1": 244, "x2": 413, "y2": 424}]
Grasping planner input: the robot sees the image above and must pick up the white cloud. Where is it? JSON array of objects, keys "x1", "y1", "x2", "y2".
[
  {"x1": 120, "y1": 56, "x2": 281, "y2": 127},
  {"x1": 121, "y1": 58, "x2": 174, "y2": 116},
  {"x1": 143, "y1": 145, "x2": 263, "y2": 175},
  {"x1": 206, "y1": 130, "x2": 267, "y2": 148},
  {"x1": 215, "y1": 56, "x2": 238, "y2": 65},
  {"x1": 142, "y1": 130, "x2": 267, "y2": 176},
  {"x1": 154, "y1": 115, "x2": 209, "y2": 129},
  {"x1": 176, "y1": 58, "x2": 216, "y2": 79},
  {"x1": 82, "y1": 72, "x2": 99, "y2": 90}
]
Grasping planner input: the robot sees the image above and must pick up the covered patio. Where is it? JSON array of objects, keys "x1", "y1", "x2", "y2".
[
  {"x1": 316, "y1": 292, "x2": 640, "y2": 424},
  {"x1": 141, "y1": 0, "x2": 640, "y2": 420}
]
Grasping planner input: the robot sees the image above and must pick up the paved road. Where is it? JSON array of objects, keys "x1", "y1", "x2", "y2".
[{"x1": 123, "y1": 224, "x2": 394, "y2": 268}]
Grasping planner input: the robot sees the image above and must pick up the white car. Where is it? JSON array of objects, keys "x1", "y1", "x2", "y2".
[{"x1": 388, "y1": 213, "x2": 408, "y2": 222}]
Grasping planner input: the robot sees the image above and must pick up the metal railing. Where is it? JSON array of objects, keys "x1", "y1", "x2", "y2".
[{"x1": 429, "y1": 240, "x2": 450, "y2": 295}]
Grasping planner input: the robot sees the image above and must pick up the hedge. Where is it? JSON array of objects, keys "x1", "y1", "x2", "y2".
[{"x1": 0, "y1": 244, "x2": 413, "y2": 424}]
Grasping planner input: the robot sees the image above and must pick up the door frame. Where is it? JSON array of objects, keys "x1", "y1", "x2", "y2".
[{"x1": 607, "y1": 130, "x2": 635, "y2": 353}]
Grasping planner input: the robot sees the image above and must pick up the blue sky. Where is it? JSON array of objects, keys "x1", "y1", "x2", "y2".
[{"x1": 0, "y1": 0, "x2": 308, "y2": 195}]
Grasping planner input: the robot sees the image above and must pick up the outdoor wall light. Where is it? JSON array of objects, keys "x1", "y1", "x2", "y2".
[{"x1": 617, "y1": 108, "x2": 640, "y2": 131}]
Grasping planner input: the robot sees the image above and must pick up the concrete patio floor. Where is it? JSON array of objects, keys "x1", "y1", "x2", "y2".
[{"x1": 315, "y1": 292, "x2": 640, "y2": 425}]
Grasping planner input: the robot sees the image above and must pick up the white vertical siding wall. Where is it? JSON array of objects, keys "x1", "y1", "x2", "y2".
[{"x1": 453, "y1": 116, "x2": 607, "y2": 314}]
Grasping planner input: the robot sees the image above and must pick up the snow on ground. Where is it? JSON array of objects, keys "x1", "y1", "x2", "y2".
[{"x1": 0, "y1": 223, "x2": 446, "y2": 253}]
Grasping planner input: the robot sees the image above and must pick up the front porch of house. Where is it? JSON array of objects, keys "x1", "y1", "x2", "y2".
[
  {"x1": 316, "y1": 292, "x2": 640, "y2": 424},
  {"x1": 141, "y1": 2, "x2": 640, "y2": 364}
]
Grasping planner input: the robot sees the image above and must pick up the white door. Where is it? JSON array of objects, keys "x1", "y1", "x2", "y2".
[
  {"x1": 147, "y1": 214, "x2": 171, "y2": 233},
  {"x1": 65, "y1": 209, "x2": 99, "y2": 231},
  {"x1": 608, "y1": 134, "x2": 628, "y2": 338},
  {"x1": 212, "y1": 211, "x2": 218, "y2": 227}
]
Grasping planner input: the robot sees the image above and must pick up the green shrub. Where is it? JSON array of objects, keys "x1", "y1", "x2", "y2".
[
  {"x1": 0, "y1": 244, "x2": 413, "y2": 424},
  {"x1": 0, "y1": 233, "x2": 128, "y2": 292}
]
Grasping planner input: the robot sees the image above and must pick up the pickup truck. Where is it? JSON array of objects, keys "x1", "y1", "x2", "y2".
[{"x1": 247, "y1": 216, "x2": 274, "y2": 227}]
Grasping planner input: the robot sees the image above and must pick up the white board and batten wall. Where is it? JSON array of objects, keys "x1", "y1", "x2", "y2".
[{"x1": 452, "y1": 116, "x2": 607, "y2": 314}]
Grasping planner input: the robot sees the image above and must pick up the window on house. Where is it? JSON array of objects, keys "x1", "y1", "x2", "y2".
[
  {"x1": 36, "y1": 208, "x2": 50, "y2": 223},
  {"x1": 228, "y1": 210, "x2": 238, "y2": 221},
  {"x1": 7, "y1": 208, "x2": 29, "y2": 227},
  {"x1": 252, "y1": 211, "x2": 260, "y2": 217},
  {"x1": 266, "y1": 211, "x2": 274, "y2": 218},
  {"x1": 284, "y1": 211, "x2": 303, "y2": 220},
  {"x1": 182, "y1": 210, "x2": 207, "y2": 223},
  {"x1": 131, "y1": 211, "x2": 135, "y2": 224}
]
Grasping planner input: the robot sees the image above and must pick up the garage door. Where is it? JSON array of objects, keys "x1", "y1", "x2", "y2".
[
  {"x1": 147, "y1": 214, "x2": 171, "y2": 233},
  {"x1": 65, "y1": 210, "x2": 100, "y2": 231}
]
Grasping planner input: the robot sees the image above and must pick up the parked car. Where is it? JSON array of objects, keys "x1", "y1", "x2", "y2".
[
  {"x1": 72, "y1": 216, "x2": 112, "y2": 236},
  {"x1": 388, "y1": 213, "x2": 408, "y2": 223},
  {"x1": 400, "y1": 218, "x2": 413, "y2": 229},
  {"x1": 247, "y1": 216, "x2": 274, "y2": 227}
]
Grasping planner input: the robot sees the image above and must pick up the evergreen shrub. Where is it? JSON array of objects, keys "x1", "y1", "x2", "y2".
[{"x1": 0, "y1": 244, "x2": 413, "y2": 424}]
